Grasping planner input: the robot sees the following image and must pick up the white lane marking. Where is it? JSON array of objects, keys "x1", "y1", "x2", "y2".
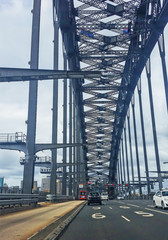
[
  {"x1": 116, "y1": 201, "x2": 125, "y2": 204},
  {"x1": 134, "y1": 211, "x2": 154, "y2": 217},
  {"x1": 92, "y1": 207, "x2": 101, "y2": 210},
  {"x1": 145, "y1": 207, "x2": 168, "y2": 215},
  {"x1": 92, "y1": 213, "x2": 106, "y2": 219},
  {"x1": 120, "y1": 206, "x2": 130, "y2": 209},
  {"x1": 126, "y1": 203, "x2": 140, "y2": 208},
  {"x1": 121, "y1": 215, "x2": 130, "y2": 222},
  {"x1": 109, "y1": 207, "x2": 112, "y2": 209},
  {"x1": 147, "y1": 205, "x2": 154, "y2": 208}
]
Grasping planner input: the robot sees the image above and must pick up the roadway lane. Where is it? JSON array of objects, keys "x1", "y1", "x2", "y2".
[
  {"x1": 0, "y1": 201, "x2": 83, "y2": 240},
  {"x1": 59, "y1": 200, "x2": 168, "y2": 240}
]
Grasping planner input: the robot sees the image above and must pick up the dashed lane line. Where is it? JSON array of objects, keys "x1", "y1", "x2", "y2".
[
  {"x1": 120, "y1": 206, "x2": 130, "y2": 209},
  {"x1": 114, "y1": 201, "x2": 140, "y2": 208},
  {"x1": 126, "y1": 203, "x2": 140, "y2": 208},
  {"x1": 145, "y1": 208, "x2": 168, "y2": 215},
  {"x1": 121, "y1": 216, "x2": 130, "y2": 222}
]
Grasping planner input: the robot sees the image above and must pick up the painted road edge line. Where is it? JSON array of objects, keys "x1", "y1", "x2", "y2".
[
  {"x1": 121, "y1": 215, "x2": 130, "y2": 222},
  {"x1": 145, "y1": 207, "x2": 168, "y2": 215}
]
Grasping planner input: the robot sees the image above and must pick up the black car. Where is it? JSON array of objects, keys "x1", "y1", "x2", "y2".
[{"x1": 88, "y1": 191, "x2": 102, "y2": 205}]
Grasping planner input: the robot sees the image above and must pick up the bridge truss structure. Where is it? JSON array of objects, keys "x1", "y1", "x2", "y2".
[{"x1": 0, "y1": 0, "x2": 168, "y2": 196}]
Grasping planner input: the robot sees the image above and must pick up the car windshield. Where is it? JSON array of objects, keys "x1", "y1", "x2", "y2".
[
  {"x1": 89, "y1": 192, "x2": 99, "y2": 196},
  {"x1": 162, "y1": 191, "x2": 168, "y2": 196},
  {"x1": 102, "y1": 193, "x2": 107, "y2": 195}
]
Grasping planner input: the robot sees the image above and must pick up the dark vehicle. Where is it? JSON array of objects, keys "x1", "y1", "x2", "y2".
[
  {"x1": 108, "y1": 185, "x2": 116, "y2": 199},
  {"x1": 88, "y1": 191, "x2": 102, "y2": 205}
]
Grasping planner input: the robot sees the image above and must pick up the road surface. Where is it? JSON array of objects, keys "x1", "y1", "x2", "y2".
[{"x1": 59, "y1": 200, "x2": 168, "y2": 240}]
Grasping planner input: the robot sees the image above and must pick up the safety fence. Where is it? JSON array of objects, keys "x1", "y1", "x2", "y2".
[{"x1": 0, "y1": 132, "x2": 26, "y2": 143}]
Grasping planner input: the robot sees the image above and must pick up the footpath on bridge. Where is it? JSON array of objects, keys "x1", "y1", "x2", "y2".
[{"x1": 0, "y1": 200, "x2": 86, "y2": 240}]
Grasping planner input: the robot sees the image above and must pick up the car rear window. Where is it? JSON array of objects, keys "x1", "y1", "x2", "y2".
[
  {"x1": 162, "y1": 191, "x2": 168, "y2": 196},
  {"x1": 89, "y1": 192, "x2": 99, "y2": 196}
]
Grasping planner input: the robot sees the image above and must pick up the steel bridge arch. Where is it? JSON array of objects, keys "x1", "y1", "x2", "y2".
[{"x1": 55, "y1": 0, "x2": 168, "y2": 185}]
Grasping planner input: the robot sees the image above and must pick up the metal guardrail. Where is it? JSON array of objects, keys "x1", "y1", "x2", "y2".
[
  {"x1": 0, "y1": 132, "x2": 26, "y2": 143},
  {"x1": 0, "y1": 194, "x2": 39, "y2": 207},
  {"x1": 0, "y1": 194, "x2": 75, "y2": 208},
  {"x1": 46, "y1": 194, "x2": 74, "y2": 201}
]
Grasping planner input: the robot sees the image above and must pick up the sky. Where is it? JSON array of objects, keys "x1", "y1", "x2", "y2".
[{"x1": 0, "y1": 0, "x2": 168, "y2": 191}]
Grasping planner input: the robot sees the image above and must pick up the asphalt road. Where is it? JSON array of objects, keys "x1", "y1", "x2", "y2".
[{"x1": 59, "y1": 200, "x2": 168, "y2": 240}]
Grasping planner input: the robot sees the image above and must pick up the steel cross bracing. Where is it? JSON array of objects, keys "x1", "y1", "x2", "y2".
[
  {"x1": 56, "y1": 0, "x2": 168, "y2": 184},
  {"x1": 73, "y1": 0, "x2": 140, "y2": 183}
]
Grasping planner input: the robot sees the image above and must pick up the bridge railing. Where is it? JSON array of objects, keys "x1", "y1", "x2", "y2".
[
  {"x1": 0, "y1": 194, "x2": 39, "y2": 208},
  {"x1": 20, "y1": 156, "x2": 52, "y2": 164},
  {"x1": 0, "y1": 132, "x2": 26, "y2": 143}
]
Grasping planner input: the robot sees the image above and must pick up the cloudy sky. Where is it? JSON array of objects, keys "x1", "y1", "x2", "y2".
[
  {"x1": 0, "y1": 0, "x2": 56, "y2": 187},
  {"x1": 0, "y1": 0, "x2": 168, "y2": 191}
]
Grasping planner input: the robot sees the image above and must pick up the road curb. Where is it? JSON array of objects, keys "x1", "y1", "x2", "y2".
[
  {"x1": 29, "y1": 201, "x2": 86, "y2": 240},
  {"x1": 45, "y1": 201, "x2": 86, "y2": 240}
]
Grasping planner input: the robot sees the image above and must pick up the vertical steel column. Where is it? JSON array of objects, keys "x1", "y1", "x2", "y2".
[
  {"x1": 69, "y1": 80, "x2": 73, "y2": 195},
  {"x1": 73, "y1": 97, "x2": 79, "y2": 199},
  {"x1": 127, "y1": 111, "x2": 135, "y2": 196},
  {"x1": 80, "y1": 132, "x2": 85, "y2": 183},
  {"x1": 76, "y1": 112, "x2": 80, "y2": 186},
  {"x1": 158, "y1": 34, "x2": 168, "y2": 112},
  {"x1": 146, "y1": 59, "x2": 163, "y2": 189},
  {"x1": 119, "y1": 151, "x2": 123, "y2": 192},
  {"x1": 23, "y1": 0, "x2": 41, "y2": 194},
  {"x1": 50, "y1": 8, "x2": 59, "y2": 194},
  {"x1": 79, "y1": 131, "x2": 83, "y2": 183},
  {"x1": 117, "y1": 161, "x2": 120, "y2": 192},
  {"x1": 137, "y1": 79, "x2": 150, "y2": 195},
  {"x1": 124, "y1": 125, "x2": 130, "y2": 186},
  {"x1": 131, "y1": 96, "x2": 142, "y2": 195},
  {"x1": 117, "y1": 160, "x2": 120, "y2": 184},
  {"x1": 73, "y1": 90, "x2": 77, "y2": 197},
  {"x1": 121, "y1": 138, "x2": 126, "y2": 184},
  {"x1": 62, "y1": 48, "x2": 67, "y2": 195}
]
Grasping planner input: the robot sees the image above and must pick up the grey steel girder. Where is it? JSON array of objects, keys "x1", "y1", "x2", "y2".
[{"x1": 0, "y1": 68, "x2": 101, "y2": 82}]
